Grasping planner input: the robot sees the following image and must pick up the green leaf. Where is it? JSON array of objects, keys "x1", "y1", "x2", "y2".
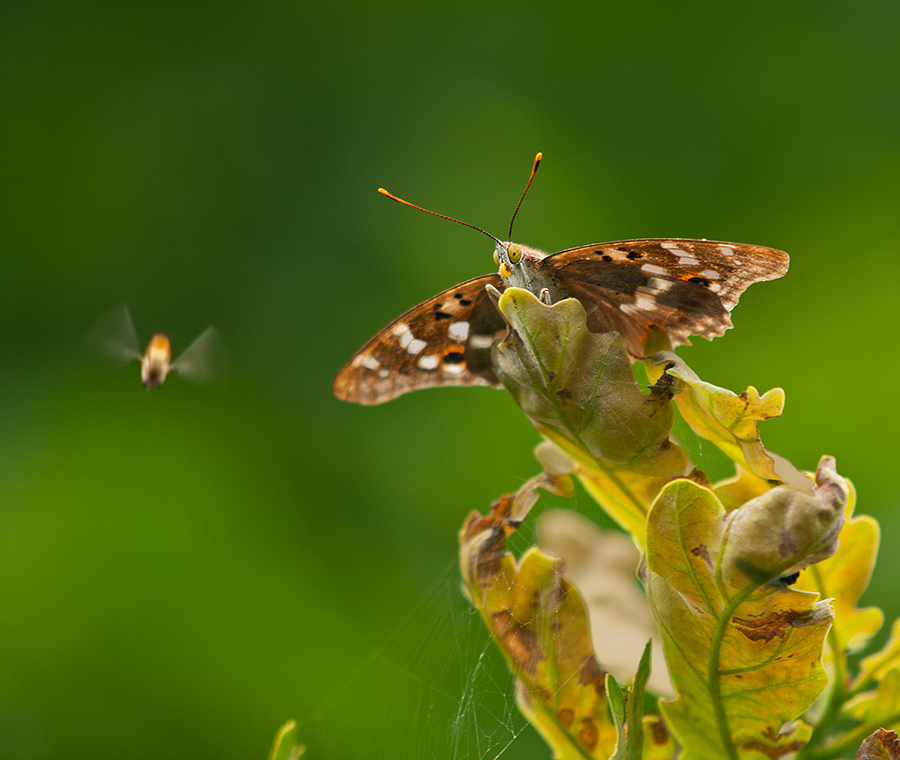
[
  {"x1": 626, "y1": 642, "x2": 651, "y2": 760},
  {"x1": 644, "y1": 456, "x2": 849, "y2": 759},
  {"x1": 607, "y1": 674, "x2": 628, "y2": 760},
  {"x1": 492, "y1": 288, "x2": 687, "y2": 541},
  {"x1": 606, "y1": 642, "x2": 652, "y2": 760},
  {"x1": 268, "y1": 720, "x2": 305, "y2": 760}
]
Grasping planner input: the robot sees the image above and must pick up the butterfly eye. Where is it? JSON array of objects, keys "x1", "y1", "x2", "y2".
[
  {"x1": 507, "y1": 244, "x2": 522, "y2": 264},
  {"x1": 493, "y1": 250, "x2": 500, "y2": 266}
]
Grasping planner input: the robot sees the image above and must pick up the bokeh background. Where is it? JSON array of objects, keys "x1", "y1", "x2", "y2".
[{"x1": 1, "y1": 3, "x2": 898, "y2": 759}]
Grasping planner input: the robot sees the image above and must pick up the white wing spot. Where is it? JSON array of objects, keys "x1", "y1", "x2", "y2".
[
  {"x1": 418, "y1": 355, "x2": 440, "y2": 370},
  {"x1": 641, "y1": 263, "x2": 667, "y2": 276},
  {"x1": 361, "y1": 356, "x2": 380, "y2": 370},
  {"x1": 636, "y1": 297, "x2": 655, "y2": 311},
  {"x1": 647, "y1": 277, "x2": 674, "y2": 292},
  {"x1": 378, "y1": 368, "x2": 390, "y2": 378},
  {"x1": 468, "y1": 334, "x2": 494, "y2": 349},
  {"x1": 443, "y1": 362, "x2": 466, "y2": 375},
  {"x1": 449, "y1": 321, "x2": 469, "y2": 341},
  {"x1": 718, "y1": 245, "x2": 735, "y2": 256},
  {"x1": 701, "y1": 269, "x2": 721, "y2": 280},
  {"x1": 398, "y1": 330, "x2": 415, "y2": 349},
  {"x1": 619, "y1": 303, "x2": 639, "y2": 314},
  {"x1": 709, "y1": 283, "x2": 722, "y2": 293},
  {"x1": 661, "y1": 243, "x2": 691, "y2": 258},
  {"x1": 407, "y1": 338, "x2": 426, "y2": 354},
  {"x1": 392, "y1": 323, "x2": 410, "y2": 338},
  {"x1": 678, "y1": 256, "x2": 700, "y2": 266}
]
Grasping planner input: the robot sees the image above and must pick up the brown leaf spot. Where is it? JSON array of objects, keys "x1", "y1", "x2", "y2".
[
  {"x1": 557, "y1": 707, "x2": 575, "y2": 729},
  {"x1": 686, "y1": 467, "x2": 713, "y2": 487},
  {"x1": 732, "y1": 609, "x2": 807, "y2": 643},
  {"x1": 690, "y1": 544, "x2": 713, "y2": 569},
  {"x1": 580, "y1": 656, "x2": 607, "y2": 689},
  {"x1": 499, "y1": 622, "x2": 541, "y2": 674},
  {"x1": 647, "y1": 716, "x2": 670, "y2": 746},
  {"x1": 740, "y1": 738, "x2": 806, "y2": 759},
  {"x1": 579, "y1": 717, "x2": 599, "y2": 751}
]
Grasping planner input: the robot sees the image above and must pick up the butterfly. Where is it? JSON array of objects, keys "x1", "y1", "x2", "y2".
[
  {"x1": 86, "y1": 304, "x2": 226, "y2": 390},
  {"x1": 333, "y1": 154, "x2": 789, "y2": 406}
]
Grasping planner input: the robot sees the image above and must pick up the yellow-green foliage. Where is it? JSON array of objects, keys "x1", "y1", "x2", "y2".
[{"x1": 457, "y1": 288, "x2": 893, "y2": 760}]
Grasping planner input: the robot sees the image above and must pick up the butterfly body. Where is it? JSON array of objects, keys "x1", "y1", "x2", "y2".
[{"x1": 333, "y1": 236, "x2": 788, "y2": 406}]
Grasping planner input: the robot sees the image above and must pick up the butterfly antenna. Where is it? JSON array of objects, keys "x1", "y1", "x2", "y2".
[
  {"x1": 508, "y1": 152, "x2": 542, "y2": 241},
  {"x1": 378, "y1": 188, "x2": 502, "y2": 246}
]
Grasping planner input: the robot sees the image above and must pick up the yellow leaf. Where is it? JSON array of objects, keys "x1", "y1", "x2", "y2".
[
  {"x1": 460, "y1": 473, "x2": 620, "y2": 759},
  {"x1": 645, "y1": 457, "x2": 848, "y2": 759},
  {"x1": 649, "y1": 352, "x2": 783, "y2": 482}
]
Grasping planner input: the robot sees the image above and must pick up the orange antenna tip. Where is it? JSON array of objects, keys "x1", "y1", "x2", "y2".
[{"x1": 508, "y1": 153, "x2": 543, "y2": 241}]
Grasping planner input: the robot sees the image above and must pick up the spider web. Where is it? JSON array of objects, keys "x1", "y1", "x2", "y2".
[{"x1": 292, "y1": 515, "x2": 565, "y2": 760}]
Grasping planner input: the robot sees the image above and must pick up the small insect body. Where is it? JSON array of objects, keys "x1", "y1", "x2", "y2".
[
  {"x1": 86, "y1": 304, "x2": 225, "y2": 391},
  {"x1": 141, "y1": 334, "x2": 173, "y2": 390}
]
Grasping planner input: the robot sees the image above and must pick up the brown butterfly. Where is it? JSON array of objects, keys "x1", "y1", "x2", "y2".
[{"x1": 333, "y1": 154, "x2": 789, "y2": 405}]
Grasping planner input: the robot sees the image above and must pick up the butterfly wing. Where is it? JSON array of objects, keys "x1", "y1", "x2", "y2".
[
  {"x1": 541, "y1": 239, "x2": 789, "y2": 355},
  {"x1": 333, "y1": 274, "x2": 508, "y2": 405}
]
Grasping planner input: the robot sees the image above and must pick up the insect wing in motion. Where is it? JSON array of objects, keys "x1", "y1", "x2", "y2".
[
  {"x1": 170, "y1": 326, "x2": 227, "y2": 385},
  {"x1": 84, "y1": 303, "x2": 143, "y2": 366}
]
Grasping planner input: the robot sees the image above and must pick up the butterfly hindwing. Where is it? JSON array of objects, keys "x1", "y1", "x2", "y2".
[
  {"x1": 541, "y1": 238, "x2": 789, "y2": 355},
  {"x1": 333, "y1": 274, "x2": 507, "y2": 405}
]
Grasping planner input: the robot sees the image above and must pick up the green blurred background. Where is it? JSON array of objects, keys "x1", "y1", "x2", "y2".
[{"x1": 1, "y1": 2, "x2": 898, "y2": 758}]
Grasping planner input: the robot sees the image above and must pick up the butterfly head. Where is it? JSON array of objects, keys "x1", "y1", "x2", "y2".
[{"x1": 493, "y1": 241, "x2": 546, "y2": 292}]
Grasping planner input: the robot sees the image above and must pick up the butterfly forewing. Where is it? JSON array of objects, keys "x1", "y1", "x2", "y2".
[
  {"x1": 541, "y1": 239, "x2": 789, "y2": 355},
  {"x1": 333, "y1": 274, "x2": 507, "y2": 405}
]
